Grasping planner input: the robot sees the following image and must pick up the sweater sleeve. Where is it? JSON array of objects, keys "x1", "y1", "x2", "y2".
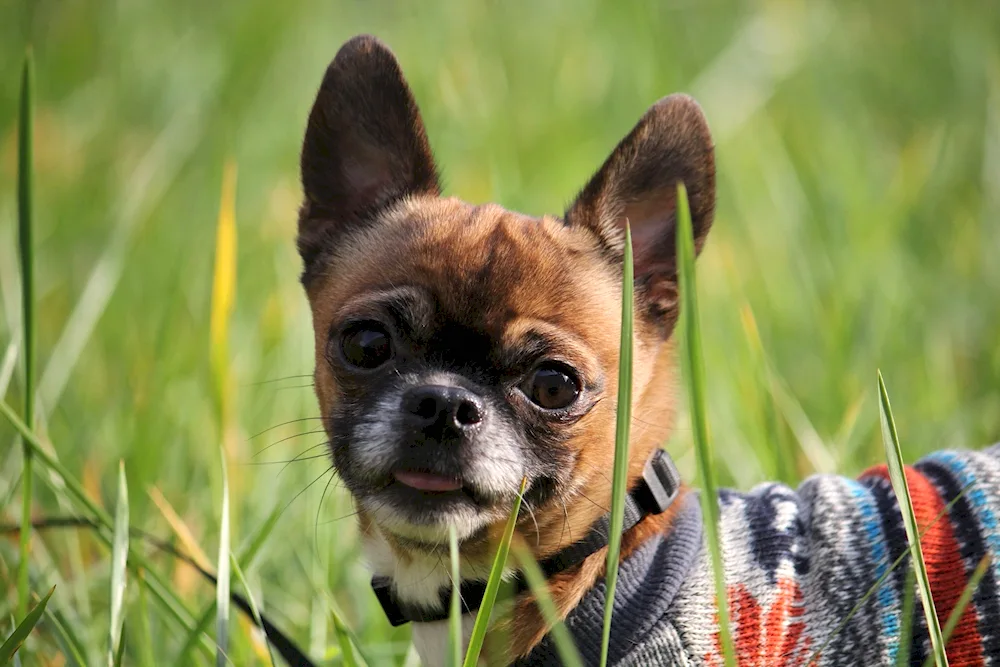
[{"x1": 666, "y1": 443, "x2": 1000, "y2": 667}]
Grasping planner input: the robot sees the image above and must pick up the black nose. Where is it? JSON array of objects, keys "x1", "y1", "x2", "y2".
[{"x1": 402, "y1": 385, "x2": 484, "y2": 433}]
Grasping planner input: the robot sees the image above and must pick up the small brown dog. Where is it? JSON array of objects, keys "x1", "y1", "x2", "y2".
[
  {"x1": 297, "y1": 35, "x2": 1000, "y2": 667},
  {"x1": 298, "y1": 33, "x2": 707, "y2": 664}
]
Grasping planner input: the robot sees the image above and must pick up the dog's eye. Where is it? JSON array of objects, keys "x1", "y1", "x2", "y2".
[
  {"x1": 525, "y1": 364, "x2": 580, "y2": 410},
  {"x1": 341, "y1": 323, "x2": 393, "y2": 369}
]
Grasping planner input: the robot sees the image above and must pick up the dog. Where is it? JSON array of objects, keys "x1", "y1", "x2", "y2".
[{"x1": 296, "y1": 35, "x2": 1000, "y2": 666}]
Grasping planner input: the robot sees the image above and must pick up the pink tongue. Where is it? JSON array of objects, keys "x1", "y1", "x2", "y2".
[{"x1": 394, "y1": 471, "x2": 463, "y2": 492}]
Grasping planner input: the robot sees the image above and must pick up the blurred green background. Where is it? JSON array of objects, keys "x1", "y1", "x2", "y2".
[{"x1": 2, "y1": 0, "x2": 999, "y2": 664}]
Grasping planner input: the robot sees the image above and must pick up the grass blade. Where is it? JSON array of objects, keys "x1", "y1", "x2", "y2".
[
  {"x1": 42, "y1": 603, "x2": 89, "y2": 667},
  {"x1": 0, "y1": 398, "x2": 212, "y2": 658},
  {"x1": 598, "y1": 222, "x2": 635, "y2": 667},
  {"x1": 330, "y1": 607, "x2": 359, "y2": 667},
  {"x1": 462, "y1": 476, "x2": 527, "y2": 667},
  {"x1": 878, "y1": 370, "x2": 948, "y2": 667},
  {"x1": 677, "y1": 182, "x2": 736, "y2": 667},
  {"x1": 172, "y1": 505, "x2": 283, "y2": 666},
  {"x1": 1, "y1": 585, "x2": 54, "y2": 663},
  {"x1": 512, "y1": 544, "x2": 584, "y2": 667},
  {"x1": 113, "y1": 625, "x2": 126, "y2": 667},
  {"x1": 230, "y1": 555, "x2": 277, "y2": 667},
  {"x1": 216, "y1": 450, "x2": 232, "y2": 667},
  {"x1": 920, "y1": 555, "x2": 991, "y2": 667},
  {"x1": 16, "y1": 47, "x2": 36, "y2": 623},
  {"x1": 448, "y1": 524, "x2": 462, "y2": 667},
  {"x1": 895, "y1": 563, "x2": 917, "y2": 667},
  {"x1": 211, "y1": 160, "x2": 238, "y2": 430},
  {"x1": 136, "y1": 570, "x2": 156, "y2": 667},
  {"x1": 108, "y1": 461, "x2": 129, "y2": 666}
]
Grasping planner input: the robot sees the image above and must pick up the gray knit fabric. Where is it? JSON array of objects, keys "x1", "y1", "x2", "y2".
[{"x1": 519, "y1": 444, "x2": 1000, "y2": 666}]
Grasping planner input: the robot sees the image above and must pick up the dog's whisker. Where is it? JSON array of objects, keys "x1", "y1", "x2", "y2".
[
  {"x1": 246, "y1": 373, "x2": 315, "y2": 387},
  {"x1": 246, "y1": 416, "x2": 324, "y2": 442},
  {"x1": 253, "y1": 429, "x2": 328, "y2": 458}
]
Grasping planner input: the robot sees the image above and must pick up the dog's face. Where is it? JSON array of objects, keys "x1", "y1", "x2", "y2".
[{"x1": 298, "y1": 36, "x2": 715, "y2": 558}]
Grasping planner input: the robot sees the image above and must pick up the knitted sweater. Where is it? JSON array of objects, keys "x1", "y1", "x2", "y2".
[{"x1": 520, "y1": 444, "x2": 1000, "y2": 666}]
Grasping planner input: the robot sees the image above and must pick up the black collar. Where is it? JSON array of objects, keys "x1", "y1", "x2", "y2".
[{"x1": 371, "y1": 448, "x2": 682, "y2": 626}]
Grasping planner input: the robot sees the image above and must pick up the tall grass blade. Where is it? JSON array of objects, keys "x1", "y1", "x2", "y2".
[
  {"x1": 462, "y1": 477, "x2": 527, "y2": 667},
  {"x1": 113, "y1": 626, "x2": 126, "y2": 667},
  {"x1": 230, "y1": 555, "x2": 277, "y2": 667},
  {"x1": 173, "y1": 506, "x2": 283, "y2": 666},
  {"x1": 216, "y1": 450, "x2": 232, "y2": 667},
  {"x1": 211, "y1": 160, "x2": 238, "y2": 431},
  {"x1": 108, "y1": 461, "x2": 129, "y2": 667},
  {"x1": 330, "y1": 607, "x2": 360, "y2": 667},
  {"x1": 895, "y1": 563, "x2": 917, "y2": 667},
  {"x1": 137, "y1": 570, "x2": 156, "y2": 667},
  {"x1": 43, "y1": 603, "x2": 89, "y2": 666},
  {"x1": 677, "y1": 182, "x2": 736, "y2": 667},
  {"x1": 16, "y1": 47, "x2": 36, "y2": 622},
  {"x1": 448, "y1": 524, "x2": 463, "y2": 667},
  {"x1": 512, "y1": 544, "x2": 584, "y2": 667},
  {"x1": 1, "y1": 586, "x2": 54, "y2": 663},
  {"x1": 598, "y1": 222, "x2": 635, "y2": 667},
  {"x1": 878, "y1": 370, "x2": 948, "y2": 667},
  {"x1": 920, "y1": 555, "x2": 991, "y2": 667}
]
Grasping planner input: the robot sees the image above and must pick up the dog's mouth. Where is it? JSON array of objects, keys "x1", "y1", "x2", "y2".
[{"x1": 392, "y1": 470, "x2": 463, "y2": 492}]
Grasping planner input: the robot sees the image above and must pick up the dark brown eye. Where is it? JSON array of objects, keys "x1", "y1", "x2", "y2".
[
  {"x1": 526, "y1": 364, "x2": 581, "y2": 410},
  {"x1": 340, "y1": 323, "x2": 392, "y2": 369}
]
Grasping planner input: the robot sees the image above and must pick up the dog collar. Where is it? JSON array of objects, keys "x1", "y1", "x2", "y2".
[{"x1": 371, "y1": 448, "x2": 682, "y2": 626}]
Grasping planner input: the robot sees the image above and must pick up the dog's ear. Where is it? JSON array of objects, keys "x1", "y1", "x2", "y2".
[
  {"x1": 565, "y1": 94, "x2": 715, "y2": 329},
  {"x1": 298, "y1": 35, "x2": 440, "y2": 273}
]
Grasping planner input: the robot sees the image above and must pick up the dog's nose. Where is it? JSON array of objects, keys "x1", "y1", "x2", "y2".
[{"x1": 402, "y1": 385, "x2": 484, "y2": 432}]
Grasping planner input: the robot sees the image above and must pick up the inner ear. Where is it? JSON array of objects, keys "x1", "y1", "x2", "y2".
[
  {"x1": 565, "y1": 94, "x2": 715, "y2": 329},
  {"x1": 298, "y1": 35, "x2": 440, "y2": 276}
]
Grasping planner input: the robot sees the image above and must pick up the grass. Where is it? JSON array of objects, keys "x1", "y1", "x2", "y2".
[
  {"x1": 2, "y1": 1, "x2": 999, "y2": 665},
  {"x1": 599, "y1": 223, "x2": 635, "y2": 667},
  {"x1": 15, "y1": 47, "x2": 34, "y2": 625},
  {"x1": 677, "y1": 183, "x2": 736, "y2": 667},
  {"x1": 462, "y1": 477, "x2": 526, "y2": 667},
  {"x1": 0, "y1": 585, "x2": 54, "y2": 663},
  {"x1": 108, "y1": 461, "x2": 129, "y2": 666},
  {"x1": 878, "y1": 371, "x2": 947, "y2": 667}
]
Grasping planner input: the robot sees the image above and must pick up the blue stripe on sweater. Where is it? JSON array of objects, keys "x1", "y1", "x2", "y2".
[{"x1": 847, "y1": 479, "x2": 900, "y2": 662}]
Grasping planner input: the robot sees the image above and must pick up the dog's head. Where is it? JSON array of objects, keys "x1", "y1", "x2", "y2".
[{"x1": 298, "y1": 35, "x2": 714, "y2": 560}]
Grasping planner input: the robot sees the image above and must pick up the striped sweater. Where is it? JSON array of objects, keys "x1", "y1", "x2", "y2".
[{"x1": 522, "y1": 444, "x2": 1000, "y2": 666}]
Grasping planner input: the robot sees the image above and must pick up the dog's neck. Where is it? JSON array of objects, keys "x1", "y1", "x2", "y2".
[{"x1": 362, "y1": 489, "x2": 687, "y2": 665}]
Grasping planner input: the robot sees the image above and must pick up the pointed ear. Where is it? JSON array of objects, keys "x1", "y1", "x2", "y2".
[
  {"x1": 298, "y1": 35, "x2": 440, "y2": 274},
  {"x1": 565, "y1": 94, "x2": 715, "y2": 329}
]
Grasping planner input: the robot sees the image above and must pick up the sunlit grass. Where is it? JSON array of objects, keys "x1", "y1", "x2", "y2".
[
  {"x1": 1, "y1": 1, "x2": 998, "y2": 663},
  {"x1": 677, "y1": 182, "x2": 736, "y2": 667},
  {"x1": 878, "y1": 371, "x2": 947, "y2": 667},
  {"x1": 599, "y1": 223, "x2": 635, "y2": 667},
  {"x1": 108, "y1": 462, "x2": 129, "y2": 666},
  {"x1": 1, "y1": 585, "x2": 54, "y2": 663},
  {"x1": 16, "y1": 47, "x2": 35, "y2": 625},
  {"x1": 463, "y1": 477, "x2": 526, "y2": 667}
]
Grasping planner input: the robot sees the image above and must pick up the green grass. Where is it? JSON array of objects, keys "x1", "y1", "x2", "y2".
[
  {"x1": 599, "y1": 223, "x2": 635, "y2": 667},
  {"x1": 1, "y1": 585, "x2": 54, "y2": 663},
  {"x1": 108, "y1": 461, "x2": 129, "y2": 666},
  {"x1": 878, "y1": 371, "x2": 947, "y2": 667},
  {"x1": 677, "y1": 182, "x2": 736, "y2": 667},
  {"x1": 462, "y1": 477, "x2": 526, "y2": 667},
  {"x1": 16, "y1": 47, "x2": 35, "y2": 625},
  {"x1": 2, "y1": 1, "x2": 999, "y2": 664}
]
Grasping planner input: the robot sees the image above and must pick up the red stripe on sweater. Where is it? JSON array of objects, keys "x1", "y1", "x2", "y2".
[{"x1": 861, "y1": 464, "x2": 985, "y2": 666}]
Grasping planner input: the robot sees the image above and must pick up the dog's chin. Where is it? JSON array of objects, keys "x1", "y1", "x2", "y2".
[{"x1": 359, "y1": 485, "x2": 502, "y2": 546}]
